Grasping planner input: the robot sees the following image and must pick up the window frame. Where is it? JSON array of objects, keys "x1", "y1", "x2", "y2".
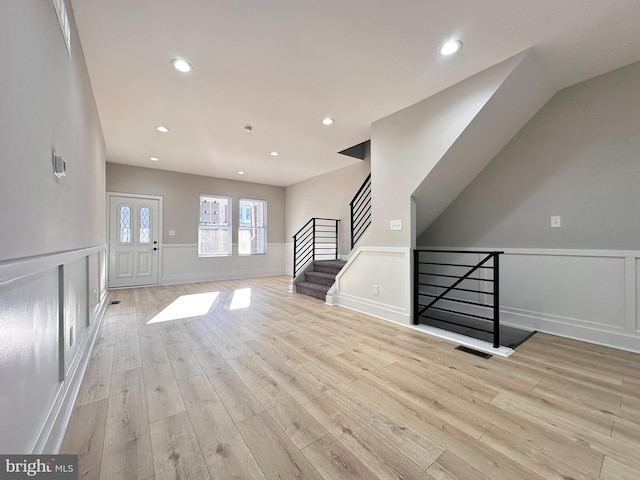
[
  {"x1": 198, "y1": 194, "x2": 232, "y2": 257},
  {"x1": 238, "y1": 198, "x2": 267, "y2": 256}
]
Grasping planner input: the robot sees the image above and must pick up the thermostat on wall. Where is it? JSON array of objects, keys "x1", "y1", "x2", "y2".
[{"x1": 53, "y1": 152, "x2": 66, "y2": 178}]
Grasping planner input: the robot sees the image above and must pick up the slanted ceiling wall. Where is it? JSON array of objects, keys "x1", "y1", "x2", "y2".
[
  {"x1": 330, "y1": 50, "x2": 554, "y2": 326},
  {"x1": 419, "y1": 61, "x2": 640, "y2": 352}
]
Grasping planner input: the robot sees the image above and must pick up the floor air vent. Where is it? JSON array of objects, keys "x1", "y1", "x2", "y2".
[{"x1": 455, "y1": 345, "x2": 493, "y2": 359}]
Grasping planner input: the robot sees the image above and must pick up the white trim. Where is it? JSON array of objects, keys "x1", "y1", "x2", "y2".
[
  {"x1": 418, "y1": 245, "x2": 640, "y2": 258},
  {"x1": 0, "y1": 245, "x2": 106, "y2": 287}
]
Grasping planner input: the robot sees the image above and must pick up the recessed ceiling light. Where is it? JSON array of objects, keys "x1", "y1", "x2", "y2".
[
  {"x1": 237, "y1": 171, "x2": 245, "y2": 175},
  {"x1": 156, "y1": 126, "x2": 169, "y2": 133},
  {"x1": 439, "y1": 40, "x2": 462, "y2": 56},
  {"x1": 322, "y1": 117, "x2": 334, "y2": 125},
  {"x1": 270, "y1": 151, "x2": 279, "y2": 156},
  {"x1": 150, "y1": 157, "x2": 159, "y2": 162},
  {"x1": 171, "y1": 58, "x2": 193, "y2": 73}
]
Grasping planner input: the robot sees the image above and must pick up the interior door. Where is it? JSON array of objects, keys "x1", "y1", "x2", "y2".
[{"x1": 108, "y1": 195, "x2": 160, "y2": 288}]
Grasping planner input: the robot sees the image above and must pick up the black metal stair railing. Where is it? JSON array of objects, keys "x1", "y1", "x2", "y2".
[
  {"x1": 293, "y1": 218, "x2": 340, "y2": 277},
  {"x1": 350, "y1": 173, "x2": 371, "y2": 249},
  {"x1": 413, "y1": 249, "x2": 503, "y2": 348}
]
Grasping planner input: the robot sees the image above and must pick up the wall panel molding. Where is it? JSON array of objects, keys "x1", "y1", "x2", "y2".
[{"x1": 0, "y1": 246, "x2": 108, "y2": 453}]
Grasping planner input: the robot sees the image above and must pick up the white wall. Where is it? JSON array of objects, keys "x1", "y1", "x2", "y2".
[
  {"x1": 107, "y1": 163, "x2": 287, "y2": 282},
  {"x1": 0, "y1": 1, "x2": 108, "y2": 453},
  {"x1": 285, "y1": 155, "x2": 371, "y2": 261}
]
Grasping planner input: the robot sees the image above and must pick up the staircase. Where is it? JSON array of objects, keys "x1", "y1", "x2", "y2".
[{"x1": 296, "y1": 260, "x2": 346, "y2": 300}]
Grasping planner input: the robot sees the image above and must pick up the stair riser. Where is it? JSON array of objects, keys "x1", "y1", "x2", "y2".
[{"x1": 304, "y1": 274, "x2": 334, "y2": 286}]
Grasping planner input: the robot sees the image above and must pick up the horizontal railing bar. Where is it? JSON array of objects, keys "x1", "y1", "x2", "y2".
[
  {"x1": 418, "y1": 272, "x2": 492, "y2": 282},
  {"x1": 416, "y1": 249, "x2": 504, "y2": 255},
  {"x1": 428, "y1": 306, "x2": 494, "y2": 322},
  {"x1": 417, "y1": 293, "x2": 491, "y2": 309},
  {"x1": 418, "y1": 261, "x2": 494, "y2": 269},
  {"x1": 417, "y1": 313, "x2": 494, "y2": 334},
  {"x1": 417, "y1": 282, "x2": 494, "y2": 295}
]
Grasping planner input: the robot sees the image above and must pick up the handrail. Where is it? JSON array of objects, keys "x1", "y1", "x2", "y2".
[
  {"x1": 414, "y1": 249, "x2": 503, "y2": 348},
  {"x1": 293, "y1": 218, "x2": 340, "y2": 277},
  {"x1": 350, "y1": 173, "x2": 372, "y2": 249}
]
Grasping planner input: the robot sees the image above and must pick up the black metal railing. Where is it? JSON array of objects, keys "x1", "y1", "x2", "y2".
[
  {"x1": 293, "y1": 218, "x2": 340, "y2": 277},
  {"x1": 413, "y1": 249, "x2": 503, "y2": 348},
  {"x1": 350, "y1": 173, "x2": 371, "y2": 249}
]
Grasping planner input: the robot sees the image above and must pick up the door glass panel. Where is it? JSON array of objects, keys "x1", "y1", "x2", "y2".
[
  {"x1": 139, "y1": 206, "x2": 151, "y2": 243},
  {"x1": 119, "y1": 205, "x2": 131, "y2": 243}
]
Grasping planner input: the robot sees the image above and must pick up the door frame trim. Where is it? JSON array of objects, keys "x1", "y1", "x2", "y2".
[{"x1": 106, "y1": 192, "x2": 164, "y2": 288}]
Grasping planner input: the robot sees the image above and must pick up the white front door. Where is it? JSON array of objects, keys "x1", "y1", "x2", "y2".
[{"x1": 108, "y1": 194, "x2": 160, "y2": 288}]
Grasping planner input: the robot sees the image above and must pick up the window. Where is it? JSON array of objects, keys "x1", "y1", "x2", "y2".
[
  {"x1": 139, "y1": 206, "x2": 151, "y2": 243},
  {"x1": 119, "y1": 205, "x2": 132, "y2": 243},
  {"x1": 238, "y1": 198, "x2": 267, "y2": 255},
  {"x1": 198, "y1": 195, "x2": 231, "y2": 256}
]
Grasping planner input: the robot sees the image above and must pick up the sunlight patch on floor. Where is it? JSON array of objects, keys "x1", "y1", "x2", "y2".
[
  {"x1": 229, "y1": 288, "x2": 251, "y2": 310},
  {"x1": 147, "y1": 292, "x2": 219, "y2": 324}
]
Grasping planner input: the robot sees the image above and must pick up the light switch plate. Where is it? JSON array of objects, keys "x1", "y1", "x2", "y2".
[
  {"x1": 168, "y1": 230, "x2": 176, "y2": 236},
  {"x1": 550, "y1": 216, "x2": 561, "y2": 228},
  {"x1": 390, "y1": 220, "x2": 402, "y2": 231}
]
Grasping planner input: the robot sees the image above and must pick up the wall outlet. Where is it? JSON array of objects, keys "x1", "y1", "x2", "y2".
[
  {"x1": 373, "y1": 285, "x2": 379, "y2": 296},
  {"x1": 168, "y1": 229, "x2": 176, "y2": 236},
  {"x1": 390, "y1": 220, "x2": 402, "y2": 231},
  {"x1": 551, "y1": 216, "x2": 562, "y2": 228}
]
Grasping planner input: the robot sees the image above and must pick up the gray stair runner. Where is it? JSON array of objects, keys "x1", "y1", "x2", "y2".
[{"x1": 297, "y1": 260, "x2": 346, "y2": 300}]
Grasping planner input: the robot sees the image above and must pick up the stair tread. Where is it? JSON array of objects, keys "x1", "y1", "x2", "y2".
[
  {"x1": 297, "y1": 281, "x2": 331, "y2": 292},
  {"x1": 314, "y1": 260, "x2": 346, "y2": 267}
]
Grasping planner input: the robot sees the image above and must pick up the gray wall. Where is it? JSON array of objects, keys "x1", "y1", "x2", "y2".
[
  {"x1": 285, "y1": 156, "x2": 371, "y2": 255},
  {"x1": 107, "y1": 163, "x2": 286, "y2": 244},
  {"x1": 419, "y1": 61, "x2": 640, "y2": 249},
  {"x1": 0, "y1": 0, "x2": 107, "y2": 453},
  {"x1": 0, "y1": 1, "x2": 105, "y2": 262}
]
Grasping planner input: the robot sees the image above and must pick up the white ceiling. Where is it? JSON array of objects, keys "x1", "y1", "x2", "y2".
[{"x1": 71, "y1": 0, "x2": 640, "y2": 187}]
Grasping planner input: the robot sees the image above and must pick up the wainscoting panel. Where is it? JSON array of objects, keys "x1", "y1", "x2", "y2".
[
  {"x1": 419, "y1": 247, "x2": 640, "y2": 353},
  {"x1": 161, "y1": 243, "x2": 286, "y2": 285},
  {"x1": 0, "y1": 246, "x2": 108, "y2": 454},
  {"x1": 331, "y1": 247, "x2": 412, "y2": 325}
]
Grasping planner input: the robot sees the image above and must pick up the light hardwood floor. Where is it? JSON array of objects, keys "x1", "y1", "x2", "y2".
[{"x1": 61, "y1": 275, "x2": 640, "y2": 480}]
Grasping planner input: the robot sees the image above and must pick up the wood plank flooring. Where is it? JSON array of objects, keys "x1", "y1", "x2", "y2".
[{"x1": 61, "y1": 275, "x2": 640, "y2": 480}]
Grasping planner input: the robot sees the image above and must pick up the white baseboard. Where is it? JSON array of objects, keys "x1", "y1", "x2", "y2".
[
  {"x1": 330, "y1": 293, "x2": 411, "y2": 325},
  {"x1": 501, "y1": 306, "x2": 640, "y2": 354}
]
